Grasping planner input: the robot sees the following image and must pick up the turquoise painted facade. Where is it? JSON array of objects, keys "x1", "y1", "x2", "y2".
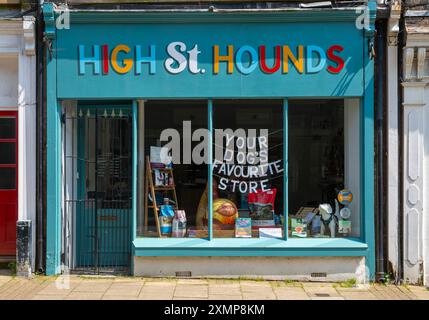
[
  {"x1": 58, "y1": 22, "x2": 363, "y2": 99},
  {"x1": 43, "y1": 2, "x2": 376, "y2": 278}
]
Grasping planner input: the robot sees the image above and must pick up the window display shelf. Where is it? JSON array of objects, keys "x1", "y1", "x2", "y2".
[{"x1": 133, "y1": 237, "x2": 368, "y2": 257}]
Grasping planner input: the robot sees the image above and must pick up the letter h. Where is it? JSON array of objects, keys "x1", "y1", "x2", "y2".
[
  {"x1": 79, "y1": 45, "x2": 101, "y2": 75},
  {"x1": 135, "y1": 45, "x2": 156, "y2": 75}
]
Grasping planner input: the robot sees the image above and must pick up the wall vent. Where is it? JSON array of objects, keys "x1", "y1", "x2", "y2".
[
  {"x1": 311, "y1": 272, "x2": 327, "y2": 278},
  {"x1": 175, "y1": 271, "x2": 192, "y2": 278}
]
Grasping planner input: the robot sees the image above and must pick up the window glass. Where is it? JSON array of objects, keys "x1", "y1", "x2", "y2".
[
  {"x1": 288, "y1": 99, "x2": 360, "y2": 238},
  {"x1": 0, "y1": 118, "x2": 16, "y2": 139},
  {"x1": 77, "y1": 107, "x2": 132, "y2": 207},
  {"x1": 138, "y1": 100, "x2": 208, "y2": 238},
  {"x1": 212, "y1": 100, "x2": 284, "y2": 238},
  {"x1": 0, "y1": 168, "x2": 16, "y2": 189},
  {"x1": 136, "y1": 98, "x2": 361, "y2": 240},
  {"x1": 0, "y1": 143, "x2": 16, "y2": 164}
]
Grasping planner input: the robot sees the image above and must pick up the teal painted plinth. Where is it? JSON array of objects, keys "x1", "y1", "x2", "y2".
[{"x1": 133, "y1": 238, "x2": 368, "y2": 257}]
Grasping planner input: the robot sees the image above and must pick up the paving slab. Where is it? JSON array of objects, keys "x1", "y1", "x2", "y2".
[
  {"x1": 144, "y1": 277, "x2": 177, "y2": 283},
  {"x1": 139, "y1": 293, "x2": 174, "y2": 300},
  {"x1": 104, "y1": 286, "x2": 142, "y2": 297},
  {"x1": 273, "y1": 287, "x2": 310, "y2": 300},
  {"x1": 0, "y1": 278, "x2": 25, "y2": 292},
  {"x1": 73, "y1": 281, "x2": 113, "y2": 292},
  {"x1": 64, "y1": 291, "x2": 105, "y2": 300},
  {"x1": 270, "y1": 281, "x2": 303, "y2": 288},
  {"x1": 0, "y1": 275, "x2": 426, "y2": 300},
  {"x1": 310, "y1": 296, "x2": 345, "y2": 300},
  {"x1": 208, "y1": 279, "x2": 239, "y2": 284},
  {"x1": 114, "y1": 277, "x2": 145, "y2": 283},
  {"x1": 369, "y1": 284, "x2": 411, "y2": 300},
  {"x1": 208, "y1": 283, "x2": 242, "y2": 295},
  {"x1": 16, "y1": 282, "x2": 58, "y2": 299},
  {"x1": 173, "y1": 297, "x2": 208, "y2": 300},
  {"x1": 0, "y1": 278, "x2": 11, "y2": 288},
  {"x1": 108, "y1": 281, "x2": 144, "y2": 289},
  {"x1": 31, "y1": 294, "x2": 65, "y2": 300},
  {"x1": 242, "y1": 289, "x2": 276, "y2": 300},
  {"x1": 302, "y1": 282, "x2": 337, "y2": 288},
  {"x1": 177, "y1": 279, "x2": 208, "y2": 285},
  {"x1": 396, "y1": 286, "x2": 418, "y2": 299},
  {"x1": 141, "y1": 282, "x2": 176, "y2": 296},
  {"x1": 208, "y1": 294, "x2": 243, "y2": 300},
  {"x1": 407, "y1": 286, "x2": 429, "y2": 300},
  {"x1": 140, "y1": 288, "x2": 175, "y2": 295},
  {"x1": 0, "y1": 279, "x2": 41, "y2": 299},
  {"x1": 339, "y1": 291, "x2": 378, "y2": 300},
  {"x1": 240, "y1": 282, "x2": 274, "y2": 295},
  {"x1": 303, "y1": 285, "x2": 342, "y2": 298},
  {"x1": 143, "y1": 281, "x2": 177, "y2": 288},
  {"x1": 382, "y1": 285, "x2": 414, "y2": 300},
  {"x1": 240, "y1": 280, "x2": 272, "y2": 287},
  {"x1": 174, "y1": 284, "x2": 208, "y2": 299},
  {"x1": 243, "y1": 294, "x2": 276, "y2": 300},
  {"x1": 102, "y1": 295, "x2": 139, "y2": 300},
  {"x1": 112, "y1": 281, "x2": 145, "y2": 287},
  {"x1": 36, "y1": 284, "x2": 75, "y2": 295}
]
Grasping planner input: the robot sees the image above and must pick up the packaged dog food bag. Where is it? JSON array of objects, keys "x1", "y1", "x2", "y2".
[{"x1": 248, "y1": 188, "x2": 277, "y2": 228}]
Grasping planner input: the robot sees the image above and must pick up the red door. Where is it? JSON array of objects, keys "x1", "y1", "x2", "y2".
[{"x1": 0, "y1": 111, "x2": 18, "y2": 256}]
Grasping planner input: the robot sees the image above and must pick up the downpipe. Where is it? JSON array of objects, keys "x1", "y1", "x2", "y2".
[
  {"x1": 36, "y1": 1, "x2": 45, "y2": 273},
  {"x1": 375, "y1": 19, "x2": 386, "y2": 282}
]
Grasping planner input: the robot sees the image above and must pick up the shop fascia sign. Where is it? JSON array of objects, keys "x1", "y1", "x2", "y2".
[{"x1": 78, "y1": 42, "x2": 345, "y2": 75}]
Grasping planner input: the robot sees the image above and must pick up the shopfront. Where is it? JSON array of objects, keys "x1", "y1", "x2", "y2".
[{"x1": 43, "y1": 2, "x2": 376, "y2": 280}]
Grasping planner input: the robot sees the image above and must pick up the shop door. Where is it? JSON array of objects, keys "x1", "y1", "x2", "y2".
[
  {"x1": 64, "y1": 106, "x2": 132, "y2": 274},
  {"x1": 0, "y1": 112, "x2": 18, "y2": 256}
]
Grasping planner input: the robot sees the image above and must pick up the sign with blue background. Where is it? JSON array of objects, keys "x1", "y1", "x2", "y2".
[{"x1": 57, "y1": 22, "x2": 364, "y2": 99}]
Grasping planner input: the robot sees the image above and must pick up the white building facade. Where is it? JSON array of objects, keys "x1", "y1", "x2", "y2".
[
  {"x1": 387, "y1": 1, "x2": 429, "y2": 286},
  {"x1": 0, "y1": 15, "x2": 36, "y2": 274},
  {"x1": 401, "y1": 11, "x2": 429, "y2": 285}
]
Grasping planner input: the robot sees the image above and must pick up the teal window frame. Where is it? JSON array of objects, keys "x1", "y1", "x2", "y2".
[
  {"x1": 46, "y1": 97, "x2": 375, "y2": 277},
  {"x1": 46, "y1": 88, "x2": 375, "y2": 277}
]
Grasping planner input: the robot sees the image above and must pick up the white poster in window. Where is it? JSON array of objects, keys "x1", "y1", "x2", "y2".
[{"x1": 150, "y1": 146, "x2": 170, "y2": 164}]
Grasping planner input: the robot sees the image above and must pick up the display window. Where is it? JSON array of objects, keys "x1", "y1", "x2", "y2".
[
  {"x1": 288, "y1": 100, "x2": 360, "y2": 239},
  {"x1": 211, "y1": 100, "x2": 284, "y2": 239},
  {"x1": 138, "y1": 100, "x2": 208, "y2": 238},
  {"x1": 137, "y1": 98, "x2": 360, "y2": 240}
]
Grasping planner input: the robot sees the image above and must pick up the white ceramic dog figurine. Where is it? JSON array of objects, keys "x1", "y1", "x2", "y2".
[{"x1": 319, "y1": 201, "x2": 339, "y2": 237}]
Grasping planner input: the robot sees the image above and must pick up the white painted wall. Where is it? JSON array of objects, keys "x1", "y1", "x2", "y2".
[
  {"x1": 17, "y1": 19, "x2": 36, "y2": 271},
  {"x1": 0, "y1": 18, "x2": 36, "y2": 271},
  {"x1": 387, "y1": 43, "x2": 399, "y2": 277},
  {"x1": 402, "y1": 80, "x2": 426, "y2": 284},
  {"x1": 134, "y1": 256, "x2": 368, "y2": 283},
  {"x1": 424, "y1": 87, "x2": 429, "y2": 286},
  {"x1": 0, "y1": 56, "x2": 18, "y2": 107},
  {"x1": 401, "y1": 32, "x2": 429, "y2": 284}
]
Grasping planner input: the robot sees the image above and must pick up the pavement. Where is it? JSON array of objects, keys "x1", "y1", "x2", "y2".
[{"x1": 0, "y1": 269, "x2": 428, "y2": 300}]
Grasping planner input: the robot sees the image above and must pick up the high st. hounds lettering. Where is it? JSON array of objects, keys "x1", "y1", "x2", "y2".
[{"x1": 78, "y1": 42, "x2": 345, "y2": 75}]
